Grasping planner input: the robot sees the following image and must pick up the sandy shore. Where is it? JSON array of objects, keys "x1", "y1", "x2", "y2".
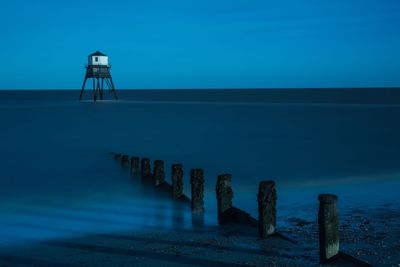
[
  {"x1": 1, "y1": 201, "x2": 398, "y2": 266},
  {"x1": 280, "y1": 203, "x2": 400, "y2": 266},
  {"x1": 0, "y1": 224, "x2": 314, "y2": 267},
  {"x1": 0, "y1": 226, "x2": 295, "y2": 267}
]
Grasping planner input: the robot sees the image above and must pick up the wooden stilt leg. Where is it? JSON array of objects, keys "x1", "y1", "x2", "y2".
[
  {"x1": 93, "y1": 78, "x2": 97, "y2": 101},
  {"x1": 79, "y1": 77, "x2": 87, "y2": 101},
  {"x1": 109, "y1": 77, "x2": 118, "y2": 100},
  {"x1": 100, "y1": 78, "x2": 104, "y2": 100}
]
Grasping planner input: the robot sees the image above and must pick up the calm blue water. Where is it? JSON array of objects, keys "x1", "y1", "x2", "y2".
[{"x1": 0, "y1": 89, "x2": 399, "y2": 246}]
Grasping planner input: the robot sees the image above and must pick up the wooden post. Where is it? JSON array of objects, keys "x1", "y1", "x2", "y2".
[
  {"x1": 257, "y1": 181, "x2": 277, "y2": 238},
  {"x1": 130, "y1": 156, "x2": 140, "y2": 175},
  {"x1": 190, "y1": 169, "x2": 204, "y2": 213},
  {"x1": 141, "y1": 158, "x2": 151, "y2": 179},
  {"x1": 216, "y1": 174, "x2": 233, "y2": 224},
  {"x1": 171, "y1": 164, "x2": 183, "y2": 199},
  {"x1": 153, "y1": 160, "x2": 165, "y2": 186},
  {"x1": 121, "y1": 155, "x2": 129, "y2": 167},
  {"x1": 318, "y1": 194, "x2": 339, "y2": 263}
]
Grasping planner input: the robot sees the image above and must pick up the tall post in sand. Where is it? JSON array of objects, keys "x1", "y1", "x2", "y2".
[
  {"x1": 190, "y1": 169, "x2": 204, "y2": 213},
  {"x1": 216, "y1": 174, "x2": 233, "y2": 224},
  {"x1": 153, "y1": 160, "x2": 165, "y2": 186},
  {"x1": 130, "y1": 157, "x2": 140, "y2": 175},
  {"x1": 257, "y1": 181, "x2": 277, "y2": 238},
  {"x1": 141, "y1": 158, "x2": 151, "y2": 179},
  {"x1": 171, "y1": 164, "x2": 183, "y2": 199},
  {"x1": 121, "y1": 155, "x2": 129, "y2": 167},
  {"x1": 318, "y1": 194, "x2": 339, "y2": 263}
]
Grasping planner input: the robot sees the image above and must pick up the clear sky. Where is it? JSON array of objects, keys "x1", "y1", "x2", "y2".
[{"x1": 0, "y1": 0, "x2": 399, "y2": 89}]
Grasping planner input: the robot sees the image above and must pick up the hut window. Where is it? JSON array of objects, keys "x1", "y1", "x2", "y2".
[{"x1": 95, "y1": 57, "x2": 99, "y2": 62}]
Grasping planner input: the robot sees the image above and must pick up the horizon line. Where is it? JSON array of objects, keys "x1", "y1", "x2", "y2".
[{"x1": 0, "y1": 86, "x2": 399, "y2": 91}]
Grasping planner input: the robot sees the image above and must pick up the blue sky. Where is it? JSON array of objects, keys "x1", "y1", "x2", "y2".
[{"x1": 0, "y1": 0, "x2": 399, "y2": 89}]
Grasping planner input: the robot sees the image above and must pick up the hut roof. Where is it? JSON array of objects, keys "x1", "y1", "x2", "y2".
[{"x1": 89, "y1": 51, "x2": 107, "y2": 57}]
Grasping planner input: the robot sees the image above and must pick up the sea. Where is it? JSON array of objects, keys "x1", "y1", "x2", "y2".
[{"x1": 0, "y1": 89, "x2": 399, "y2": 251}]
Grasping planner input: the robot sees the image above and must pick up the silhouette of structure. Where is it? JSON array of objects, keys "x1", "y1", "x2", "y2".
[{"x1": 79, "y1": 51, "x2": 118, "y2": 101}]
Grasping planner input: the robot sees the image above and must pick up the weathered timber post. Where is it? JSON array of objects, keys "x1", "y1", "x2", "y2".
[
  {"x1": 257, "y1": 181, "x2": 277, "y2": 238},
  {"x1": 318, "y1": 194, "x2": 339, "y2": 263},
  {"x1": 141, "y1": 158, "x2": 151, "y2": 179},
  {"x1": 121, "y1": 155, "x2": 129, "y2": 167},
  {"x1": 190, "y1": 169, "x2": 204, "y2": 213},
  {"x1": 171, "y1": 164, "x2": 183, "y2": 199},
  {"x1": 216, "y1": 174, "x2": 233, "y2": 224},
  {"x1": 130, "y1": 156, "x2": 140, "y2": 175},
  {"x1": 153, "y1": 160, "x2": 165, "y2": 186}
]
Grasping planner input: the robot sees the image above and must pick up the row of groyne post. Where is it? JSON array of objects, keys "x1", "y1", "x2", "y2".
[{"x1": 111, "y1": 152, "x2": 369, "y2": 265}]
